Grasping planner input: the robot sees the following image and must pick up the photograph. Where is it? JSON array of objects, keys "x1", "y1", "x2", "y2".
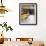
[{"x1": 19, "y1": 3, "x2": 37, "y2": 25}]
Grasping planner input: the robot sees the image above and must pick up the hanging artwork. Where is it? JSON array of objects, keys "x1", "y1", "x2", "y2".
[{"x1": 19, "y1": 3, "x2": 37, "y2": 25}]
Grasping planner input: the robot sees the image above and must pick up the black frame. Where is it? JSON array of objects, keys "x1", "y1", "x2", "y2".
[{"x1": 19, "y1": 3, "x2": 37, "y2": 25}]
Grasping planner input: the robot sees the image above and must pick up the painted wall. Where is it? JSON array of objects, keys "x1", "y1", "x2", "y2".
[{"x1": 0, "y1": 0, "x2": 46, "y2": 45}]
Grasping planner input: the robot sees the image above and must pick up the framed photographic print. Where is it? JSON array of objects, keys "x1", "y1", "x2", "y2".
[{"x1": 19, "y1": 3, "x2": 37, "y2": 25}]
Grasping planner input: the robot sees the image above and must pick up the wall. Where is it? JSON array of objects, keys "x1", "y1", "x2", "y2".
[{"x1": 0, "y1": 0, "x2": 46, "y2": 45}]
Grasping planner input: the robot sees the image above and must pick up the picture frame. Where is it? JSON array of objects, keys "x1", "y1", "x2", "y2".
[{"x1": 19, "y1": 3, "x2": 37, "y2": 25}]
